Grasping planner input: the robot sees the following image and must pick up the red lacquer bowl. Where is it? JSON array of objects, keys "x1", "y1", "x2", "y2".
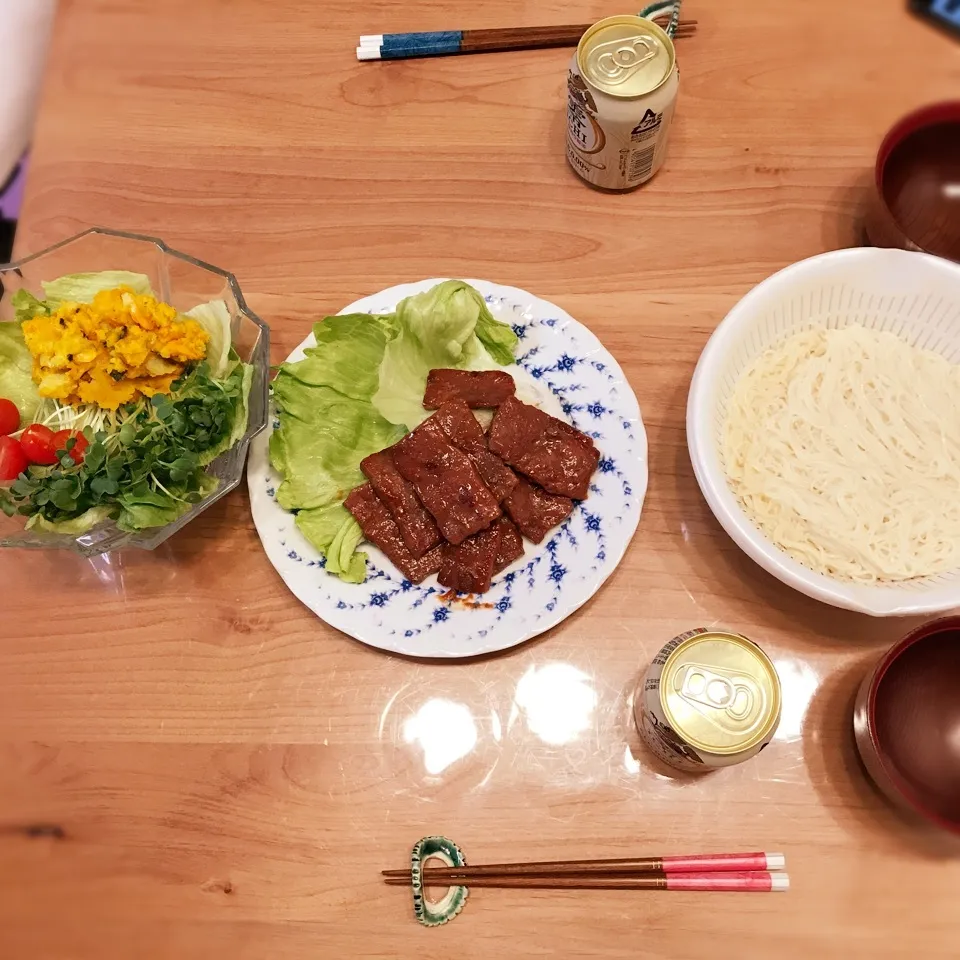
[
  {"x1": 854, "y1": 617, "x2": 960, "y2": 835},
  {"x1": 865, "y1": 101, "x2": 960, "y2": 263}
]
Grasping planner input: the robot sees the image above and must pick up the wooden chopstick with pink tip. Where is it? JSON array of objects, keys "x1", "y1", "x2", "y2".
[
  {"x1": 384, "y1": 871, "x2": 789, "y2": 892},
  {"x1": 382, "y1": 850, "x2": 786, "y2": 882}
]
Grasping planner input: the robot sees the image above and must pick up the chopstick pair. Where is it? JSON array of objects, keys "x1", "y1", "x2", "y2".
[
  {"x1": 384, "y1": 850, "x2": 789, "y2": 892},
  {"x1": 357, "y1": 19, "x2": 698, "y2": 62}
]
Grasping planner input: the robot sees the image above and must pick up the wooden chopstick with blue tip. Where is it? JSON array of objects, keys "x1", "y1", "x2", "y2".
[{"x1": 356, "y1": 19, "x2": 697, "y2": 61}]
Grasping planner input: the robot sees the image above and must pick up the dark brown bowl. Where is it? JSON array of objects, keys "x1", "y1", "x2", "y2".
[
  {"x1": 864, "y1": 102, "x2": 960, "y2": 263},
  {"x1": 854, "y1": 617, "x2": 960, "y2": 834}
]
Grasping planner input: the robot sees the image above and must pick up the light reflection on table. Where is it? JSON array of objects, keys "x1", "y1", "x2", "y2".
[
  {"x1": 510, "y1": 662, "x2": 599, "y2": 746},
  {"x1": 402, "y1": 697, "x2": 481, "y2": 776}
]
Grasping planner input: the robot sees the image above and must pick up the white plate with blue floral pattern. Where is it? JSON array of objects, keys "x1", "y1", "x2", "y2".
[{"x1": 247, "y1": 279, "x2": 647, "y2": 658}]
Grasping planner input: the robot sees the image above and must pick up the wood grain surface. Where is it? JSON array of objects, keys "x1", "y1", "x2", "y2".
[{"x1": 3, "y1": 1, "x2": 960, "y2": 958}]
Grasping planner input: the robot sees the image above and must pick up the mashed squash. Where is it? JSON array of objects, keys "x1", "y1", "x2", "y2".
[{"x1": 22, "y1": 287, "x2": 208, "y2": 409}]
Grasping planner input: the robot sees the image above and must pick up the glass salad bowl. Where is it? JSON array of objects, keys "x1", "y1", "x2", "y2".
[{"x1": 0, "y1": 227, "x2": 269, "y2": 555}]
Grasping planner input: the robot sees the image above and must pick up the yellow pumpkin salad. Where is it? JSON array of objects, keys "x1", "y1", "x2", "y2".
[{"x1": 22, "y1": 287, "x2": 209, "y2": 410}]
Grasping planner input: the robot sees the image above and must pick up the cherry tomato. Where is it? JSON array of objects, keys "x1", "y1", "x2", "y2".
[
  {"x1": 19, "y1": 423, "x2": 59, "y2": 466},
  {"x1": 0, "y1": 398, "x2": 19, "y2": 436},
  {"x1": 0, "y1": 435, "x2": 27, "y2": 482},
  {"x1": 53, "y1": 429, "x2": 89, "y2": 465}
]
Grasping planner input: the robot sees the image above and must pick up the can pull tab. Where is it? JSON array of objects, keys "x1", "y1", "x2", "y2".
[
  {"x1": 587, "y1": 35, "x2": 659, "y2": 86},
  {"x1": 639, "y1": 1, "x2": 683, "y2": 39},
  {"x1": 676, "y1": 665, "x2": 757, "y2": 722}
]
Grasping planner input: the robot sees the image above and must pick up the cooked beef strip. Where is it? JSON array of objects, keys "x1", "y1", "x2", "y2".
[
  {"x1": 488, "y1": 396, "x2": 599, "y2": 500},
  {"x1": 423, "y1": 368, "x2": 516, "y2": 409}
]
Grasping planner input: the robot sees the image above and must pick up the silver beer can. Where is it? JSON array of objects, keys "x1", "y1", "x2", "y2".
[
  {"x1": 566, "y1": 15, "x2": 679, "y2": 191},
  {"x1": 635, "y1": 628, "x2": 783, "y2": 772}
]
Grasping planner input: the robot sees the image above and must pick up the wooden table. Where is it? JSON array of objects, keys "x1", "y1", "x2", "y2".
[{"x1": 3, "y1": 1, "x2": 959, "y2": 957}]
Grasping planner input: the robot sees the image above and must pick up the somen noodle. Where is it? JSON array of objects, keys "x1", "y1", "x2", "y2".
[{"x1": 721, "y1": 325, "x2": 960, "y2": 582}]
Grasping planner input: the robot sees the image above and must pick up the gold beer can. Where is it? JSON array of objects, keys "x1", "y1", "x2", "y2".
[
  {"x1": 566, "y1": 15, "x2": 679, "y2": 190},
  {"x1": 635, "y1": 628, "x2": 782, "y2": 772}
]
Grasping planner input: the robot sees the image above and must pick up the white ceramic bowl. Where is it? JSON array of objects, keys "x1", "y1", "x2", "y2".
[{"x1": 687, "y1": 248, "x2": 960, "y2": 617}]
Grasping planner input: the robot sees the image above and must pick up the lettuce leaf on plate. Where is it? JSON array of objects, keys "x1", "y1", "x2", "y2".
[
  {"x1": 270, "y1": 311, "x2": 404, "y2": 513},
  {"x1": 270, "y1": 280, "x2": 518, "y2": 582},
  {"x1": 270, "y1": 380, "x2": 404, "y2": 510},
  {"x1": 302, "y1": 313, "x2": 399, "y2": 400},
  {"x1": 295, "y1": 503, "x2": 367, "y2": 583},
  {"x1": 372, "y1": 280, "x2": 517, "y2": 430},
  {"x1": 475, "y1": 299, "x2": 520, "y2": 366}
]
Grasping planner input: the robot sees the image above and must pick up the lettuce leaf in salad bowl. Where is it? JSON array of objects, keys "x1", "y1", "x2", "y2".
[
  {"x1": 114, "y1": 472, "x2": 219, "y2": 532},
  {"x1": 0, "y1": 321, "x2": 41, "y2": 420},
  {"x1": 26, "y1": 504, "x2": 116, "y2": 536},
  {"x1": 186, "y1": 299, "x2": 233, "y2": 379},
  {"x1": 11, "y1": 272, "x2": 156, "y2": 325},
  {"x1": 41, "y1": 270, "x2": 154, "y2": 306},
  {"x1": 269, "y1": 280, "x2": 519, "y2": 581}
]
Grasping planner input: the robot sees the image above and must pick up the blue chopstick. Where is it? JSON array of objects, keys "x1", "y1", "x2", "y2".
[{"x1": 357, "y1": 31, "x2": 464, "y2": 61}]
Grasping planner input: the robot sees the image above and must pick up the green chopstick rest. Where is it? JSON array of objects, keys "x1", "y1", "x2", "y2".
[{"x1": 410, "y1": 836, "x2": 468, "y2": 927}]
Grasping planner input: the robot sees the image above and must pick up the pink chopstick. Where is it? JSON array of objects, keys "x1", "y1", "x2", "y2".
[
  {"x1": 665, "y1": 871, "x2": 789, "y2": 892},
  {"x1": 661, "y1": 851, "x2": 786, "y2": 874}
]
